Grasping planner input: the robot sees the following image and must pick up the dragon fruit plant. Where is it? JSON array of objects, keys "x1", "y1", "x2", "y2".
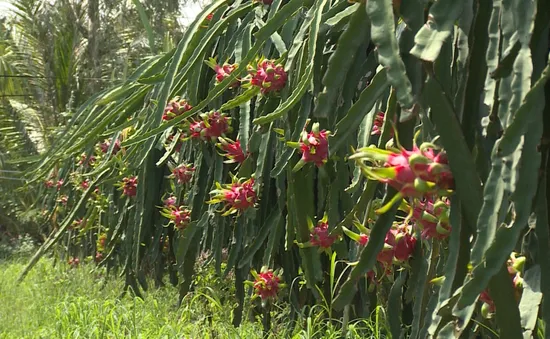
[{"x1": 207, "y1": 176, "x2": 257, "y2": 216}]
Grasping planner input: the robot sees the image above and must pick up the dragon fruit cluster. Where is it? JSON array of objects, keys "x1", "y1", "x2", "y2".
[
  {"x1": 216, "y1": 137, "x2": 248, "y2": 164},
  {"x1": 187, "y1": 111, "x2": 231, "y2": 142},
  {"x1": 251, "y1": 267, "x2": 284, "y2": 301},
  {"x1": 350, "y1": 141, "x2": 454, "y2": 213},
  {"x1": 479, "y1": 252, "x2": 525, "y2": 318},
  {"x1": 120, "y1": 176, "x2": 138, "y2": 197},
  {"x1": 171, "y1": 163, "x2": 195, "y2": 184},
  {"x1": 162, "y1": 98, "x2": 193, "y2": 121},
  {"x1": 208, "y1": 177, "x2": 257, "y2": 216},
  {"x1": 247, "y1": 59, "x2": 287, "y2": 94}
]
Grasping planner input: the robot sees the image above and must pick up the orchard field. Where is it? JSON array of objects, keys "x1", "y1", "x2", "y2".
[{"x1": 1, "y1": 0, "x2": 550, "y2": 338}]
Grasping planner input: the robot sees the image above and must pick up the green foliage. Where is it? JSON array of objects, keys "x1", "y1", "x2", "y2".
[{"x1": 14, "y1": 0, "x2": 550, "y2": 337}]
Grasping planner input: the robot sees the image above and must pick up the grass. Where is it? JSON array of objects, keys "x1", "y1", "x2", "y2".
[
  {"x1": 0, "y1": 251, "x2": 388, "y2": 338},
  {"x1": 0, "y1": 256, "x2": 263, "y2": 338}
]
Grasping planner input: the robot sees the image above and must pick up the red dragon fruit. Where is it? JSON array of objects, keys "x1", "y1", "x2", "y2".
[
  {"x1": 56, "y1": 179, "x2": 64, "y2": 190},
  {"x1": 99, "y1": 138, "x2": 121, "y2": 155},
  {"x1": 44, "y1": 180, "x2": 54, "y2": 188},
  {"x1": 349, "y1": 140, "x2": 454, "y2": 214},
  {"x1": 68, "y1": 257, "x2": 80, "y2": 268},
  {"x1": 216, "y1": 137, "x2": 248, "y2": 164},
  {"x1": 208, "y1": 176, "x2": 257, "y2": 216},
  {"x1": 171, "y1": 163, "x2": 195, "y2": 184},
  {"x1": 289, "y1": 122, "x2": 330, "y2": 171},
  {"x1": 249, "y1": 267, "x2": 285, "y2": 303},
  {"x1": 80, "y1": 179, "x2": 91, "y2": 190},
  {"x1": 77, "y1": 153, "x2": 96, "y2": 167},
  {"x1": 188, "y1": 111, "x2": 231, "y2": 142},
  {"x1": 247, "y1": 59, "x2": 287, "y2": 94},
  {"x1": 162, "y1": 98, "x2": 193, "y2": 121},
  {"x1": 309, "y1": 218, "x2": 338, "y2": 249},
  {"x1": 161, "y1": 205, "x2": 191, "y2": 231},
  {"x1": 205, "y1": 58, "x2": 240, "y2": 88},
  {"x1": 120, "y1": 176, "x2": 138, "y2": 197},
  {"x1": 411, "y1": 198, "x2": 451, "y2": 240},
  {"x1": 371, "y1": 111, "x2": 394, "y2": 137}
]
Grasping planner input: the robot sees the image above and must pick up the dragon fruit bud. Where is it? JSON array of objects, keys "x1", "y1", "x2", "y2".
[
  {"x1": 216, "y1": 138, "x2": 248, "y2": 164},
  {"x1": 248, "y1": 59, "x2": 287, "y2": 94},
  {"x1": 359, "y1": 234, "x2": 369, "y2": 246},
  {"x1": 310, "y1": 220, "x2": 338, "y2": 249},
  {"x1": 121, "y1": 176, "x2": 138, "y2": 197},
  {"x1": 171, "y1": 164, "x2": 195, "y2": 184},
  {"x1": 253, "y1": 268, "x2": 282, "y2": 300},
  {"x1": 208, "y1": 177, "x2": 257, "y2": 216},
  {"x1": 162, "y1": 98, "x2": 193, "y2": 121}
]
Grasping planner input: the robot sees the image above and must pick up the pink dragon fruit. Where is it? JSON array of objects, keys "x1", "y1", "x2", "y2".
[
  {"x1": 216, "y1": 137, "x2": 248, "y2": 164},
  {"x1": 163, "y1": 205, "x2": 191, "y2": 231},
  {"x1": 56, "y1": 179, "x2": 64, "y2": 190},
  {"x1": 250, "y1": 267, "x2": 285, "y2": 301},
  {"x1": 411, "y1": 198, "x2": 451, "y2": 240},
  {"x1": 163, "y1": 195, "x2": 177, "y2": 208},
  {"x1": 99, "y1": 138, "x2": 121, "y2": 155},
  {"x1": 349, "y1": 140, "x2": 454, "y2": 213},
  {"x1": 171, "y1": 164, "x2": 195, "y2": 184},
  {"x1": 205, "y1": 58, "x2": 240, "y2": 88},
  {"x1": 120, "y1": 176, "x2": 138, "y2": 197},
  {"x1": 371, "y1": 111, "x2": 394, "y2": 137},
  {"x1": 162, "y1": 98, "x2": 193, "y2": 121},
  {"x1": 247, "y1": 59, "x2": 287, "y2": 94},
  {"x1": 208, "y1": 176, "x2": 257, "y2": 216},
  {"x1": 188, "y1": 111, "x2": 231, "y2": 142},
  {"x1": 289, "y1": 122, "x2": 330, "y2": 171},
  {"x1": 310, "y1": 219, "x2": 338, "y2": 249}
]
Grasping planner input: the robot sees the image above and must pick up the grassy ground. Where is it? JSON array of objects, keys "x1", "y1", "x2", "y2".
[
  {"x1": 0, "y1": 256, "x2": 264, "y2": 338},
  {"x1": 0, "y1": 251, "x2": 388, "y2": 338}
]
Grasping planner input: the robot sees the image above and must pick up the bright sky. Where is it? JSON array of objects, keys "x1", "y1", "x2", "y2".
[{"x1": 0, "y1": 0, "x2": 15, "y2": 18}]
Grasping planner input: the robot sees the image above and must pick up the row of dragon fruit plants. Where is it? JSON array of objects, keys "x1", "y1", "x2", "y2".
[{"x1": 24, "y1": 0, "x2": 548, "y2": 337}]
